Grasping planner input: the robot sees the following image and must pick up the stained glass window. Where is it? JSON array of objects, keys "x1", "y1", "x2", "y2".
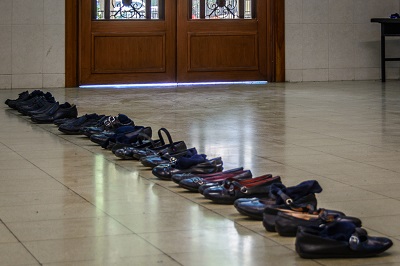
[{"x1": 94, "y1": 0, "x2": 161, "y2": 20}]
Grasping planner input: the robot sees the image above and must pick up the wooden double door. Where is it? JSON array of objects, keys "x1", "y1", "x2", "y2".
[{"x1": 77, "y1": 0, "x2": 282, "y2": 85}]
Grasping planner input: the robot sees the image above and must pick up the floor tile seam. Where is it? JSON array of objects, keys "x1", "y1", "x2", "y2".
[
  {"x1": 12, "y1": 231, "x2": 139, "y2": 244},
  {"x1": 346, "y1": 185, "x2": 400, "y2": 203},
  {"x1": 2, "y1": 210, "x2": 180, "y2": 261},
  {"x1": 304, "y1": 145, "x2": 400, "y2": 176},
  {"x1": 0, "y1": 218, "x2": 42, "y2": 265},
  {"x1": 164, "y1": 244, "x2": 301, "y2": 263},
  {"x1": 304, "y1": 146, "x2": 400, "y2": 159},
  {"x1": 284, "y1": 128, "x2": 400, "y2": 151},
  {"x1": 27, "y1": 256, "x2": 182, "y2": 266}
]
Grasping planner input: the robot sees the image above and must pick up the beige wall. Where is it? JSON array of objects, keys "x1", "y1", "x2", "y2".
[
  {"x1": 0, "y1": 0, "x2": 65, "y2": 89},
  {"x1": 0, "y1": 0, "x2": 399, "y2": 89},
  {"x1": 285, "y1": 0, "x2": 400, "y2": 82}
]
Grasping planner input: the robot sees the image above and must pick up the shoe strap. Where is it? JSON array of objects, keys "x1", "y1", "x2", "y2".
[
  {"x1": 103, "y1": 116, "x2": 118, "y2": 128},
  {"x1": 103, "y1": 114, "x2": 133, "y2": 129},
  {"x1": 135, "y1": 132, "x2": 160, "y2": 147},
  {"x1": 157, "y1": 128, "x2": 173, "y2": 146},
  {"x1": 275, "y1": 189, "x2": 316, "y2": 212},
  {"x1": 349, "y1": 227, "x2": 368, "y2": 250},
  {"x1": 227, "y1": 177, "x2": 276, "y2": 195}
]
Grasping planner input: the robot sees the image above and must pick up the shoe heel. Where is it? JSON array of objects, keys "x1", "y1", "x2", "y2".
[{"x1": 263, "y1": 212, "x2": 277, "y2": 232}]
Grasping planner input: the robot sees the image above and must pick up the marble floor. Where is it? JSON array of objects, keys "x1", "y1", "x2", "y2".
[{"x1": 0, "y1": 80, "x2": 400, "y2": 265}]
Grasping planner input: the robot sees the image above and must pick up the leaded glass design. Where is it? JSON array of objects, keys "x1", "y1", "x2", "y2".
[
  {"x1": 94, "y1": 0, "x2": 161, "y2": 20},
  {"x1": 191, "y1": 0, "x2": 255, "y2": 19}
]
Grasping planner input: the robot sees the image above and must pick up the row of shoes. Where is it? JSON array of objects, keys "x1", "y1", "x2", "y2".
[
  {"x1": 4, "y1": 90, "x2": 78, "y2": 123},
  {"x1": 5, "y1": 90, "x2": 394, "y2": 259}
]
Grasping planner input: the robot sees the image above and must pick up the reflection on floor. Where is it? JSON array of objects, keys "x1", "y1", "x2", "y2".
[{"x1": 0, "y1": 80, "x2": 399, "y2": 265}]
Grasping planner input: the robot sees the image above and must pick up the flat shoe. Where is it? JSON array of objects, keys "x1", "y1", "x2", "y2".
[
  {"x1": 235, "y1": 180, "x2": 322, "y2": 220},
  {"x1": 295, "y1": 221, "x2": 393, "y2": 258},
  {"x1": 203, "y1": 174, "x2": 281, "y2": 204},
  {"x1": 275, "y1": 209, "x2": 362, "y2": 237}
]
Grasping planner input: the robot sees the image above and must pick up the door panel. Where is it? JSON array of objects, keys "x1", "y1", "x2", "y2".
[
  {"x1": 80, "y1": 0, "x2": 176, "y2": 85},
  {"x1": 188, "y1": 32, "x2": 258, "y2": 71},
  {"x1": 92, "y1": 33, "x2": 166, "y2": 73},
  {"x1": 177, "y1": 0, "x2": 268, "y2": 82}
]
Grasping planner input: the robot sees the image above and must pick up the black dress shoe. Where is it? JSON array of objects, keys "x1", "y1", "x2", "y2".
[
  {"x1": 295, "y1": 221, "x2": 393, "y2": 258},
  {"x1": 58, "y1": 114, "x2": 105, "y2": 135},
  {"x1": 275, "y1": 209, "x2": 362, "y2": 237},
  {"x1": 19, "y1": 93, "x2": 55, "y2": 116},
  {"x1": 152, "y1": 156, "x2": 223, "y2": 180},
  {"x1": 203, "y1": 175, "x2": 281, "y2": 204},
  {"x1": 26, "y1": 97, "x2": 57, "y2": 117},
  {"x1": 235, "y1": 180, "x2": 322, "y2": 221},
  {"x1": 5, "y1": 90, "x2": 30, "y2": 108},
  {"x1": 31, "y1": 102, "x2": 78, "y2": 124},
  {"x1": 12, "y1": 90, "x2": 44, "y2": 110}
]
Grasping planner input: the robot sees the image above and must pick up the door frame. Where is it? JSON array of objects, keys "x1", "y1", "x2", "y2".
[{"x1": 65, "y1": 0, "x2": 285, "y2": 87}]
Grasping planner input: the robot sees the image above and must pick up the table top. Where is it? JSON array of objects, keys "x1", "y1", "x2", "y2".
[{"x1": 371, "y1": 18, "x2": 400, "y2": 23}]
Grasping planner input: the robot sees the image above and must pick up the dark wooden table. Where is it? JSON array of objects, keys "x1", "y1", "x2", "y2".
[{"x1": 371, "y1": 18, "x2": 400, "y2": 82}]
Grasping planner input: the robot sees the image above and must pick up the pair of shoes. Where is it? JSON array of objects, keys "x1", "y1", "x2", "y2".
[
  {"x1": 115, "y1": 128, "x2": 188, "y2": 160},
  {"x1": 7, "y1": 90, "x2": 43, "y2": 109},
  {"x1": 295, "y1": 221, "x2": 393, "y2": 258},
  {"x1": 274, "y1": 208, "x2": 362, "y2": 237},
  {"x1": 14, "y1": 91, "x2": 49, "y2": 111},
  {"x1": 90, "y1": 125, "x2": 138, "y2": 146},
  {"x1": 5, "y1": 90, "x2": 30, "y2": 108},
  {"x1": 152, "y1": 156, "x2": 223, "y2": 180},
  {"x1": 113, "y1": 127, "x2": 168, "y2": 158},
  {"x1": 197, "y1": 170, "x2": 253, "y2": 194},
  {"x1": 235, "y1": 181, "x2": 321, "y2": 220},
  {"x1": 112, "y1": 137, "x2": 165, "y2": 157},
  {"x1": 31, "y1": 102, "x2": 78, "y2": 124},
  {"x1": 81, "y1": 114, "x2": 134, "y2": 137},
  {"x1": 173, "y1": 167, "x2": 246, "y2": 185},
  {"x1": 173, "y1": 168, "x2": 252, "y2": 192},
  {"x1": 140, "y1": 147, "x2": 198, "y2": 168},
  {"x1": 235, "y1": 180, "x2": 322, "y2": 220},
  {"x1": 203, "y1": 174, "x2": 281, "y2": 204},
  {"x1": 27, "y1": 98, "x2": 57, "y2": 117},
  {"x1": 18, "y1": 93, "x2": 55, "y2": 116},
  {"x1": 58, "y1": 113, "x2": 105, "y2": 135},
  {"x1": 104, "y1": 126, "x2": 153, "y2": 149}
]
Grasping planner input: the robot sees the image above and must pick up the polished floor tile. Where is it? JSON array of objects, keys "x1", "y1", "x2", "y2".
[{"x1": 1, "y1": 80, "x2": 400, "y2": 265}]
